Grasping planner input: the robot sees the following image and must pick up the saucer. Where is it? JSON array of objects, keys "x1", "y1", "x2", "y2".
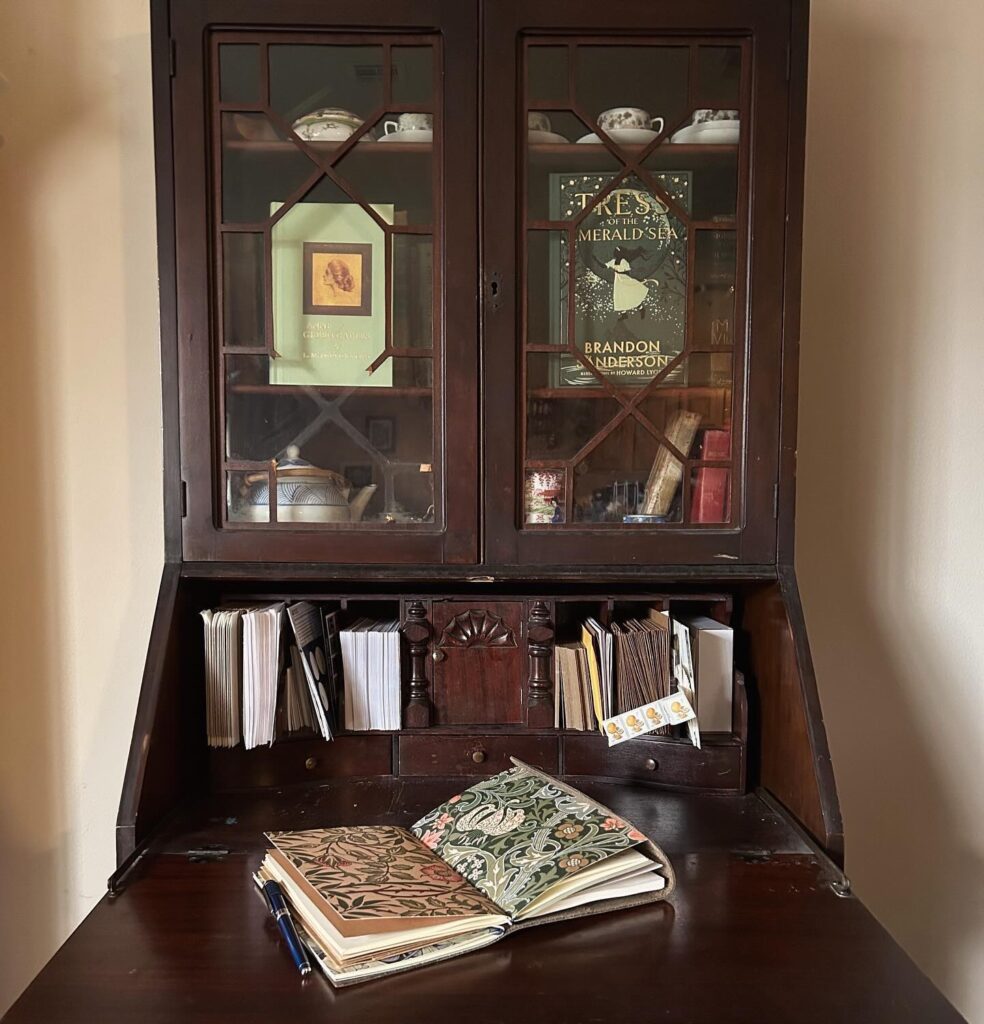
[
  {"x1": 528, "y1": 129, "x2": 570, "y2": 144},
  {"x1": 577, "y1": 127, "x2": 659, "y2": 146},
  {"x1": 670, "y1": 121, "x2": 740, "y2": 145},
  {"x1": 378, "y1": 129, "x2": 433, "y2": 143}
]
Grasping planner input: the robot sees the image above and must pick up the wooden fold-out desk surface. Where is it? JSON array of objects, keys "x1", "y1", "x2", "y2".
[{"x1": 3, "y1": 779, "x2": 962, "y2": 1024}]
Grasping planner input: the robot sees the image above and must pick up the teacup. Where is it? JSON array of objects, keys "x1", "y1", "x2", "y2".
[
  {"x1": 383, "y1": 112, "x2": 433, "y2": 135},
  {"x1": 597, "y1": 106, "x2": 664, "y2": 135},
  {"x1": 692, "y1": 108, "x2": 740, "y2": 124},
  {"x1": 527, "y1": 111, "x2": 552, "y2": 133}
]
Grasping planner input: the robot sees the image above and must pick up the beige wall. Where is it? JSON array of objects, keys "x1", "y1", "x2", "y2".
[
  {"x1": 798, "y1": 0, "x2": 984, "y2": 1020},
  {"x1": 0, "y1": 0, "x2": 163, "y2": 1014},
  {"x1": 1, "y1": 0, "x2": 983, "y2": 1019}
]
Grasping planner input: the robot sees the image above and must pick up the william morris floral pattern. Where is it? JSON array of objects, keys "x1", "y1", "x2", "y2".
[{"x1": 411, "y1": 764, "x2": 650, "y2": 917}]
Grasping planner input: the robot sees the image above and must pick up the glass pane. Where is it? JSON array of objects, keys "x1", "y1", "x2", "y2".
[
  {"x1": 393, "y1": 234, "x2": 433, "y2": 349},
  {"x1": 392, "y1": 46, "x2": 433, "y2": 106},
  {"x1": 228, "y1": 470, "x2": 270, "y2": 523},
  {"x1": 222, "y1": 233, "x2": 265, "y2": 348},
  {"x1": 575, "y1": 46, "x2": 690, "y2": 142},
  {"x1": 214, "y1": 37, "x2": 442, "y2": 533},
  {"x1": 334, "y1": 111, "x2": 433, "y2": 226},
  {"x1": 269, "y1": 45, "x2": 385, "y2": 128},
  {"x1": 224, "y1": 354, "x2": 436, "y2": 525},
  {"x1": 698, "y1": 46, "x2": 742, "y2": 109},
  {"x1": 221, "y1": 113, "x2": 317, "y2": 224},
  {"x1": 527, "y1": 231, "x2": 566, "y2": 346},
  {"x1": 694, "y1": 227, "x2": 737, "y2": 352},
  {"x1": 526, "y1": 355, "x2": 621, "y2": 459},
  {"x1": 571, "y1": 419, "x2": 687, "y2": 524},
  {"x1": 527, "y1": 46, "x2": 569, "y2": 106},
  {"x1": 220, "y1": 45, "x2": 260, "y2": 105},
  {"x1": 521, "y1": 37, "x2": 745, "y2": 531}
]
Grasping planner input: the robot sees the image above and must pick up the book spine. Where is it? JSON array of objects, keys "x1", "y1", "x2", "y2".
[{"x1": 690, "y1": 429, "x2": 731, "y2": 524}]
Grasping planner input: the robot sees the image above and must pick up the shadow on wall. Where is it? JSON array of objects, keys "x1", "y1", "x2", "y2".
[
  {"x1": 0, "y1": 2, "x2": 161, "y2": 1015},
  {"x1": 0, "y1": 1, "x2": 81, "y2": 1008},
  {"x1": 798, "y1": 3, "x2": 984, "y2": 1020}
]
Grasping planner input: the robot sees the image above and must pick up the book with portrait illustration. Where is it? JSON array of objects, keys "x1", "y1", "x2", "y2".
[
  {"x1": 549, "y1": 173, "x2": 691, "y2": 388},
  {"x1": 255, "y1": 759, "x2": 674, "y2": 986}
]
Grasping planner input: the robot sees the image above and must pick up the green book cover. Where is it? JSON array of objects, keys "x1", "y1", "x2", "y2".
[
  {"x1": 269, "y1": 201, "x2": 394, "y2": 387},
  {"x1": 549, "y1": 173, "x2": 691, "y2": 388}
]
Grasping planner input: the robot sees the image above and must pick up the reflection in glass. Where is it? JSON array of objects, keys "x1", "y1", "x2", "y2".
[
  {"x1": 527, "y1": 47, "x2": 569, "y2": 106},
  {"x1": 392, "y1": 46, "x2": 433, "y2": 106},
  {"x1": 334, "y1": 111, "x2": 433, "y2": 226},
  {"x1": 697, "y1": 46, "x2": 742, "y2": 109},
  {"x1": 393, "y1": 235, "x2": 433, "y2": 349},
  {"x1": 221, "y1": 112, "x2": 315, "y2": 224},
  {"x1": 268, "y1": 45, "x2": 385, "y2": 129},
  {"x1": 694, "y1": 227, "x2": 736, "y2": 353},
  {"x1": 220, "y1": 45, "x2": 260, "y2": 105},
  {"x1": 222, "y1": 233, "x2": 265, "y2": 348}
]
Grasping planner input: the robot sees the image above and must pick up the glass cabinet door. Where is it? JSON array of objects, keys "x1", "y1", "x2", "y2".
[
  {"x1": 170, "y1": 3, "x2": 478, "y2": 563},
  {"x1": 484, "y1": 2, "x2": 788, "y2": 564}
]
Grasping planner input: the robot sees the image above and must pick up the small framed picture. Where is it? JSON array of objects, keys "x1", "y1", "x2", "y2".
[
  {"x1": 366, "y1": 416, "x2": 396, "y2": 453},
  {"x1": 303, "y1": 242, "x2": 373, "y2": 316}
]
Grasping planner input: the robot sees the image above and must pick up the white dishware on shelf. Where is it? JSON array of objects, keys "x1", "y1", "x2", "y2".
[
  {"x1": 576, "y1": 127, "x2": 660, "y2": 146},
  {"x1": 528, "y1": 129, "x2": 570, "y2": 144},
  {"x1": 669, "y1": 120, "x2": 740, "y2": 145},
  {"x1": 377, "y1": 128, "x2": 433, "y2": 143}
]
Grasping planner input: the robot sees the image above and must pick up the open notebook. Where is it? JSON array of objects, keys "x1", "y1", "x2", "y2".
[{"x1": 256, "y1": 759, "x2": 674, "y2": 986}]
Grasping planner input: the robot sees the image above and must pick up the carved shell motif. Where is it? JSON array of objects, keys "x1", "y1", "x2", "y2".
[{"x1": 439, "y1": 610, "x2": 517, "y2": 649}]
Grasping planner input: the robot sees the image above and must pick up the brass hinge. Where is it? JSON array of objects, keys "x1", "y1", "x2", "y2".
[
  {"x1": 773, "y1": 483, "x2": 779, "y2": 518},
  {"x1": 169, "y1": 38, "x2": 177, "y2": 78}
]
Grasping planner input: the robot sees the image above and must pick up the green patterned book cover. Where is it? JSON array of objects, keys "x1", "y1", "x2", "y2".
[{"x1": 549, "y1": 173, "x2": 691, "y2": 387}]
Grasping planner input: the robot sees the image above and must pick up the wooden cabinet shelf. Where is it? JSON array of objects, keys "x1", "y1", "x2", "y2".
[
  {"x1": 526, "y1": 141, "x2": 738, "y2": 172},
  {"x1": 229, "y1": 382, "x2": 433, "y2": 398}
]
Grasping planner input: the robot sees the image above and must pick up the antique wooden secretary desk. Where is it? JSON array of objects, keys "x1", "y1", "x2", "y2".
[{"x1": 4, "y1": 1, "x2": 962, "y2": 1021}]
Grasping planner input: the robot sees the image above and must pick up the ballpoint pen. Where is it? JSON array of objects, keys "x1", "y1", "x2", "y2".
[{"x1": 261, "y1": 879, "x2": 312, "y2": 976}]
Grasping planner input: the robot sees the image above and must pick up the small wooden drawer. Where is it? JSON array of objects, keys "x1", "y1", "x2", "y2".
[
  {"x1": 399, "y1": 734, "x2": 559, "y2": 776},
  {"x1": 208, "y1": 734, "x2": 392, "y2": 791},
  {"x1": 563, "y1": 734, "x2": 744, "y2": 792}
]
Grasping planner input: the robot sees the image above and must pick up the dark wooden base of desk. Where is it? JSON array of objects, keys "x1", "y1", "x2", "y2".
[{"x1": 3, "y1": 781, "x2": 962, "y2": 1024}]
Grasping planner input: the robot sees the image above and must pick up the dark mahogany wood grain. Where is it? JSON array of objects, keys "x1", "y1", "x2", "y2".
[
  {"x1": 398, "y1": 733, "x2": 558, "y2": 775},
  {"x1": 564, "y1": 733, "x2": 744, "y2": 792},
  {"x1": 208, "y1": 734, "x2": 392, "y2": 791},
  {"x1": 5, "y1": 781, "x2": 963, "y2": 1024},
  {"x1": 430, "y1": 602, "x2": 526, "y2": 724},
  {"x1": 742, "y1": 577, "x2": 843, "y2": 859}
]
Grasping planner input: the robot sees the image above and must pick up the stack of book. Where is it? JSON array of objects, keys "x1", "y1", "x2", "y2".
[
  {"x1": 340, "y1": 619, "x2": 402, "y2": 730},
  {"x1": 554, "y1": 607, "x2": 734, "y2": 740},
  {"x1": 200, "y1": 601, "x2": 344, "y2": 748}
]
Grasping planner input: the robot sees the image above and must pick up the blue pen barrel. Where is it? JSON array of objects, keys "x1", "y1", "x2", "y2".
[{"x1": 262, "y1": 880, "x2": 312, "y2": 976}]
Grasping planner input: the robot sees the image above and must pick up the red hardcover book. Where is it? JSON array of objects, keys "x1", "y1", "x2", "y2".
[{"x1": 690, "y1": 429, "x2": 731, "y2": 524}]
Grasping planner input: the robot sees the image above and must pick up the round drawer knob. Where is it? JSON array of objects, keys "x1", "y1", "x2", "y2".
[
  {"x1": 644, "y1": 758, "x2": 658, "y2": 772},
  {"x1": 304, "y1": 756, "x2": 318, "y2": 771},
  {"x1": 471, "y1": 750, "x2": 487, "y2": 764}
]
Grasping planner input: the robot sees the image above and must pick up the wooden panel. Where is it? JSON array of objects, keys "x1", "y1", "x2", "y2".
[
  {"x1": 115, "y1": 566, "x2": 204, "y2": 862},
  {"x1": 742, "y1": 575, "x2": 843, "y2": 858},
  {"x1": 399, "y1": 733, "x2": 558, "y2": 776},
  {"x1": 430, "y1": 602, "x2": 525, "y2": 724},
  {"x1": 208, "y1": 735, "x2": 392, "y2": 791},
  {"x1": 564, "y1": 734, "x2": 744, "y2": 792}
]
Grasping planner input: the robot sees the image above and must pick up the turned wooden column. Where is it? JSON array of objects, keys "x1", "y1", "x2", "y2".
[
  {"x1": 401, "y1": 600, "x2": 432, "y2": 728},
  {"x1": 525, "y1": 600, "x2": 555, "y2": 728}
]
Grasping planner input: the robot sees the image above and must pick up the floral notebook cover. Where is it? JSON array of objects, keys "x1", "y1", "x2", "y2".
[{"x1": 411, "y1": 761, "x2": 652, "y2": 917}]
